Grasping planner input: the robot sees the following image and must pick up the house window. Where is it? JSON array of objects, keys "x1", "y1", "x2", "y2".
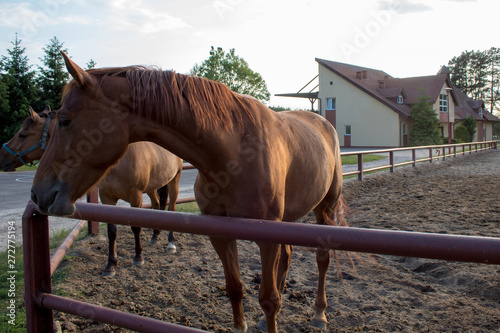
[
  {"x1": 402, "y1": 124, "x2": 407, "y2": 135},
  {"x1": 397, "y1": 95, "x2": 404, "y2": 104},
  {"x1": 345, "y1": 125, "x2": 351, "y2": 136},
  {"x1": 479, "y1": 108, "x2": 483, "y2": 117},
  {"x1": 439, "y1": 94, "x2": 448, "y2": 112},
  {"x1": 326, "y1": 98, "x2": 336, "y2": 110}
]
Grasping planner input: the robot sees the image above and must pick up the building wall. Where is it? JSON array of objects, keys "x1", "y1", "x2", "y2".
[
  {"x1": 432, "y1": 84, "x2": 455, "y2": 139},
  {"x1": 318, "y1": 64, "x2": 402, "y2": 147}
]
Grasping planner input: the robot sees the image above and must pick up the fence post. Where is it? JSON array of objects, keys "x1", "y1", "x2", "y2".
[
  {"x1": 23, "y1": 201, "x2": 53, "y2": 333},
  {"x1": 389, "y1": 151, "x2": 394, "y2": 173},
  {"x1": 357, "y1": 153, "x2": 363, "y2": 181},
  {"x1": 412, "y1": 149, "x2": 416, "y2": 167},
  {"x1": 429, "y1": 148, "x2": 433, "y2": 163},
  {"x1": 86, "y1": 187, "x2": 99, "y2": 235}
]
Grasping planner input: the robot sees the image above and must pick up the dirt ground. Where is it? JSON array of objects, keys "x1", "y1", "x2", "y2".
[{"x1": 53, "y1": 150, "x2": 500, "y2": 332}]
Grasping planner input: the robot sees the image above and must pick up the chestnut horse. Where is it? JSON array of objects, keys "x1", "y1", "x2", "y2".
[
  {"x1": 31, "y1": 52, "x2": 347, "y2": 333},
  {"x1": 1, "y1": 106, "x2": 183, "y2": 277}
]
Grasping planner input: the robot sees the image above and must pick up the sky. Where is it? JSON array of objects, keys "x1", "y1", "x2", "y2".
[{"x1": 0, "y1": 0, "x2": 497, "y2": 109}]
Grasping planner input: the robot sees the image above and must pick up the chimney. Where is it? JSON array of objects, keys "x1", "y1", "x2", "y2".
[
  {"x1": 356, "y1": 70, "x2": 367, "y2": 79},
  {"x1": 378, "y1": 80, "x2": 386, "y2": 89}
]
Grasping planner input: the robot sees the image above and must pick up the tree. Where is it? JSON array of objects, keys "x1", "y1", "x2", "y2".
[
  {"x1": 86, "y1": 59, "x2": 97, "y2": 70},
  {"x1": 408, "y1": 92, "x2": 442, "y2": 146},
  {"x1": 487, "y1": 47, "x2": 500, "y2": 113},
  {"x1": 448, "y1": 48, "x2": 500, "y2": 113},
  {"x1": 37, "y1": 36, "x2": 69, "y2": 110},
  {"x1": 0, "y1": 34, "x2": 37, "y2": 143},
  {"x1": 454, "y1": 124, "x2": 470, "y2": 143},
  {"x1": 461, "y1": 116, "x2": 477, "y2": 142},
  {"x1": 190, "y1": 47, "x2": 270, "y2": 102}
]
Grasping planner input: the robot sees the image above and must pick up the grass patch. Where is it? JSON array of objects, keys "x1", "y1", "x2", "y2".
[
  {"x1": 341, "y1": 154, "x2": 386, "y2": 165},
  {"x1": 176, "y1": 201, "x2": 200, "y2": 214},
  {"x1": 0, "y1": 243, "x2": 25, "y2": 332},
  {"x1": 0, "y1": 222, "x2": 89, "y2": 332}
]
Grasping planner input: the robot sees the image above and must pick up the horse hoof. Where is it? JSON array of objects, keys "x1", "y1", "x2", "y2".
[
  {"x1": 102, "y1": 270, "x2": 116, "y2": 277},
  {"x1": 167, "y1": 244, "x2": 177, "y2": 254},
  {"x1": 311, "y1": 318, "x2": 327, "y2": 329},
  {"x1": 256, "y1": 318, "x2": 267, "y2": 332},
  {"x1": 150, "y1": 239, "x2": 158, "y2": 245},
  {"x1": 133, "y1": 259, "x2": 145, "y2": 266}
]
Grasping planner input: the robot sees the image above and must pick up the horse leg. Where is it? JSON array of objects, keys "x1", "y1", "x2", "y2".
[
  {"x1": 100, "y1": 194, "x2": 119, "y2": 277},
  {"x1": 148, "y1": 189, "x2": 162, "y2": 245},
  {"x1": 256, "y1": 242, "x2": 281, "y2": 333},
  {"x1": 130, "y1": 194, "x2": 145, "y2": 266},
  {"x1": 257, "y1": 244, "x2": 293, "y2": 331},
  {"x1": 165, "y1": 170, "x2": 181, "y2": 253},
  {"x1": 209, "y1": 236, "x2": 247, "y2": 333}
]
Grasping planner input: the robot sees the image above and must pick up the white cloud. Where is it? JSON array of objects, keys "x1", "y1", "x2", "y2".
[
  {"x1": 108, "y1": 0, "x2": 191, "y2": 33},
  {"x1": 0, "y1": 2, "x2": 57, "y2": 28}
]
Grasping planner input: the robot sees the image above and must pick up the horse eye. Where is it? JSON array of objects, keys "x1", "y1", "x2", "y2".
[
  {"x1": 59, "y1": 119, "x2": 71, "y2": 128},
  {"x1": 19, "y1": 133, "x2": 27, "y2": 139}
]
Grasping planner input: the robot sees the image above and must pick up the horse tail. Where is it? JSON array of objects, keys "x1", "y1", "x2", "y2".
[{"x1": 157, "y1": 185, "x2": 168, "y2": 211}]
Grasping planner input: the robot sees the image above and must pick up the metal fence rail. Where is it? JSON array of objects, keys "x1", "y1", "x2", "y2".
[{"x1": 23, "y1": 200, "x2": 500, "y2": 332}]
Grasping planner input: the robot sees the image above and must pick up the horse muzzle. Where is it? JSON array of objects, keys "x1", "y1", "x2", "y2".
[{"x1": 31, "y1": 182, "x2": 76, "y2": 217}]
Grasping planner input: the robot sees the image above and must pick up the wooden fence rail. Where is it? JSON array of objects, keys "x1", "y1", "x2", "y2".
[{"x1": 341, "y1": 140, "x2": 497, "y2": 181}]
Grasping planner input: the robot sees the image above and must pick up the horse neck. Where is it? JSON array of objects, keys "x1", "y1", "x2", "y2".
[{"x1": 128, "y1": 111, "x2": 237, "y2": 174}]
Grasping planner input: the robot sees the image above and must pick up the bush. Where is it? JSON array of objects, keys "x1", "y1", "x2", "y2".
[{"x1": 455, "y1": 125, "x2": 471, "y2": 142}]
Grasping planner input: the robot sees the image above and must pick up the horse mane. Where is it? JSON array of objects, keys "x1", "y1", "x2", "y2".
[{"x1": 62, "y1": 66, "x2": 257, "y2": 131}]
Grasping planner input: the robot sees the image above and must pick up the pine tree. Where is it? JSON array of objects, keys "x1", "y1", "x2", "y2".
[
  {"x1": 408, "y1": 92, "x2": 442, "y2": 146},
  {"x1": 37, "y1": 36, "x2": 69, "y2": 110},
  {"x1": 0, "y1": 34, "x2": 37, "y2": 143}
]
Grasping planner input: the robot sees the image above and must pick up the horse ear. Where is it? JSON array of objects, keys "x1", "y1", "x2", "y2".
[
  {"x1": 43, "y1": 105, "x2": 51, "y2": 114},
  {"x1": 29, "y1": 106, "x2": 41, "y2": 123},
  {"x1": 60, "y1": 51, "x2": 90, "y2": 87}
]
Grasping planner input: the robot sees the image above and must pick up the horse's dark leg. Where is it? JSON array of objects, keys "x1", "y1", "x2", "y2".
[
  {"x1": 209, "y1": 236, "x2": 247, "y2": 333},
  {"x1": 103, "y1": 223, "x2": 118, "y2": 277},
  {"x1": 100, "y1": 193, "x2": 119, "y2": 277},
  {"x1": 130, "y1": 195, "x2": 144, "y2": 266},
  {"x1": 131, "y1": 226, "x2": 144, "y2": 265},
  {"x1": 150, "y1": 188, "x2": 163, "y2": 245}
]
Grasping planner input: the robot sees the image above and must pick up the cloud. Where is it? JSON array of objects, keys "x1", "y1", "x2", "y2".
[
  {"x1": 109, "y1": 0, "x2": 191, "y2": 33},
  {"x1": 378, "y1": 0, "x2": 433, "y2": 14},
  {"x1": 0, "y1": 2, "x2": 57, "y2": 28}
]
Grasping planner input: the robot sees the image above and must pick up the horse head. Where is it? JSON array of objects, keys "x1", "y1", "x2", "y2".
[
  {"x1": 0, "y1": 106, "x2": 52, "y2": 171},
  {"x1": 31, "y1": 52, "x2": 131, "y2": 216}
]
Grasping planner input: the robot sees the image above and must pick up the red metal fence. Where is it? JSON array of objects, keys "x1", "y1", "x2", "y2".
[{"x1": 23, "y1": 142, "x2": 500, "y2": 332}]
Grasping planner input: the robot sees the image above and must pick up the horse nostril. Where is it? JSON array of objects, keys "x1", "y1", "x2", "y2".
[{"x1": 31, "y1": 189, "x2": 38, "y2": 204}]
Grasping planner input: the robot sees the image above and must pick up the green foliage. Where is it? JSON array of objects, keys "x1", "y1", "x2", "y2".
[
  {"x1": 191, "y1": 47, "x2": 270, "y2": 102},
  {"x1": 86, "y1": 59, "x2": 97, "y2": 70},
  {"x1": 268, "y1": 105, "x2": 292, "y2": 112},
  {"x1": 36, "y1": 36, "x2": 69, "y2": 110},
  {"x1": 448, "y1": 47, "x2": 500, "y2": 113},
  {"x1": 0, "y1": 244, "x2": 25, "y2": 332},
  {"x1": 461, "y1": 116, "x2": 477, "y2": 142},
  {"x1": 454, "y1": 124, "x2": 471, "y2": 143},
  {"x1": 408, "y1": 92, "x2": 443, "y2": 146},
  {"x1": 0, "y1": 34, "x2": 37, "y2": 143}
]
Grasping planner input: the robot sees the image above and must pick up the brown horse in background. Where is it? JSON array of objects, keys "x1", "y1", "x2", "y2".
[
  {"x1": 1, "y1": 106, "x2": 183, "y2": 277},
  {"x1": 31, "y1": 52, "x2": 347, "y2": 333}
]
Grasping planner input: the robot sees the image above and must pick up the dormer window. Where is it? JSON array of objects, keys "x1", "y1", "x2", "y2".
[
  {"x1": 397, "y1": 95, "x2": 404, "y2": 104},
  {"x1": 479, "y1": 108, "x2": 483, "y2": 117},
  {"x1": 439, "y1": 94, "x2": 448, "y2": 112}
]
